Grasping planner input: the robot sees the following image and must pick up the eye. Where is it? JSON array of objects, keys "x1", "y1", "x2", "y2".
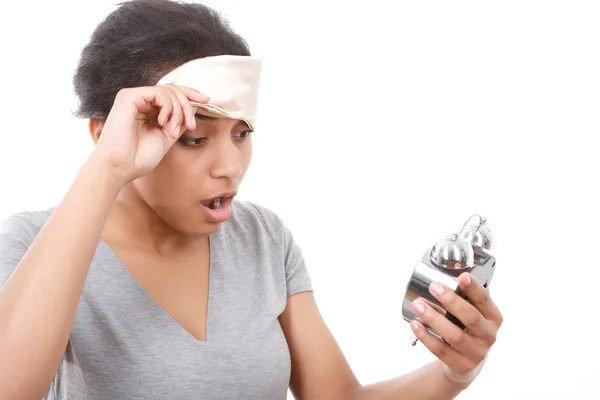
[
  {"x1": 178, "y1": 136, "x2": 207, "y2": 147},
  {"x1": 235, "y1": 130, "x2": 253, "y2": 140}
]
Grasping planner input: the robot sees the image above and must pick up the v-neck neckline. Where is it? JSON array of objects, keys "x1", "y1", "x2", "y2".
[{"x1": 97, "y1": 232, "x2": 217, "y2": 346}]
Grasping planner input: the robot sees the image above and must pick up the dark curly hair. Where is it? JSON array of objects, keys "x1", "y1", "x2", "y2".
[{"x1": 73, "y1": 0, "x2": 251, "y2": 120}]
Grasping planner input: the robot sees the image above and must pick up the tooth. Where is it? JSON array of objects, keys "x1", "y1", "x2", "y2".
[{"x1": 213, "y1": 197, "x2": 222, "y2": 210}]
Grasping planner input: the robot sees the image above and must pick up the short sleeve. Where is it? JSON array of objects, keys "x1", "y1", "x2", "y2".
[
  {"x1": 249, "y1": 203, "x2": 313, "y2": 297},
  {"x1": 0, "y1": 211, "x2": 46, "y2": 288},
  {"x1": 280, "y1": 222, "x2": 313, "y2": 297}
]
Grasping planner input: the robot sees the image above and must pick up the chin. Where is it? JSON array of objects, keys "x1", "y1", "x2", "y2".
[
  {"x1": 170, "y1": 218, "x2": 225, "y2": 237},
  {"x1": 187, "y1": 221, "x2": 224, "y2": 237},
  {"x1": 150, "y1": 207, "x2": 222, "y2": 238},
  {"x1": 151, "y1": 197, "x2": 235, "y2": 236}
]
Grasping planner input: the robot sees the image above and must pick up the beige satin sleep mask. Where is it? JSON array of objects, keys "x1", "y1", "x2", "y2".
[{"x1": 156, "y1": 55, "x2": 263, "y2": 131}]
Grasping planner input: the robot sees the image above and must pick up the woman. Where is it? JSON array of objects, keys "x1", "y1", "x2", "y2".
[{"x1": 0, "y1": 0, "x2": 504, "y2": 399}]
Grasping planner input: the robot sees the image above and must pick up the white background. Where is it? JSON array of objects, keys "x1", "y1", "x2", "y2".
[{"x1": 1, "y1": 1, "x2": 599, "y2": 399}]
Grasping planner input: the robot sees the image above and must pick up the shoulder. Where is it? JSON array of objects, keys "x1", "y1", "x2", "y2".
[
  {"x1": 0, "y1": 208, "x2": 55, "y2": 285},
  {"x1": 0, "y1": 207, "x2": 55, "y2": 244},
  {"x1": 226, "y1": 199, "x2": 287, "y2": 251},
  {"x1": 225, "y1": 200, "x2": 312, "y2": 297}
]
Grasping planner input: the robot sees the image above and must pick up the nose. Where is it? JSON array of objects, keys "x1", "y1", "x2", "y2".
[{"x1": 209, "y1": 137, "x2": 244, "y2": 180}]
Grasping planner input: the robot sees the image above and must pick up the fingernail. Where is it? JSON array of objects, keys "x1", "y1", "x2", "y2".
[
  {"x1": 172, "y1": 125, "x2": 180, "y2": 138},
  {"x1": 410, "y1": 320, "x2": 420, "y2": 332},
  {"x1": 412, "y1": 299, "x2": 425, "y2": 315},
  {"x1": 430, "y1": 282, "x2": 444, "y2": 296},
  {"x1": 462, "y1": 273, "x2": 472, "y2": 286}
]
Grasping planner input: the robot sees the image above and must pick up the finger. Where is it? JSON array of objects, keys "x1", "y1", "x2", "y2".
[
  {"x1": 163, "y1": 88, "x2": 184, "y2": 139},
  {"x1": 411, "y1": 298, "x2": 485, "y2": 362},
  {"x1": 167, "y1": 85, "x2": 197, "y2": 132},
  {"x1": 458, "y1": 273, "x2": 504, "y2": 327},
  {"x1": 148, "y1": 88, "x2": 173, "y2": 129},
  {"x1": 172, "y1": 85, "x2": 210, "y2": 104},
  {"x1": 116, "y1": 87, "x2": 168, "y2": 124},
  {"x1": 120, "y1": 87, "x2": 181, "y2": 139},
  {"x1": 409, "y1": 320, "x2": 476, "y2": 374},
  {"x1": 144, "y1": 107, "x2": 161, "y2": 128},
  {"x1": 428, "y1": 282, "x2": 497, "y2": 345}
]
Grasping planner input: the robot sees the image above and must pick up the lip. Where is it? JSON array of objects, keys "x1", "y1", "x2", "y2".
[
  {"x1": 200, "y1": 191, "x2": 237, "y2": 206},
  {"x1": 200, "y1": 194, "x2": 234, "y2": 223}
]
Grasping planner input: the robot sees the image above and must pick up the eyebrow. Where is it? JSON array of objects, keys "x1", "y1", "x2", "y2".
[{"x1": 194, "y1": 113, "x2": 217, "y2": 121}]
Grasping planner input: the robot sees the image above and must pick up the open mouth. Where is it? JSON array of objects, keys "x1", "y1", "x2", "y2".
[
  {"x1": 206, "y1": 197, "x2": 223, "y2": 211},
  {"x1": 200, "y1": 193, "x2": 235, "y2": 211}
]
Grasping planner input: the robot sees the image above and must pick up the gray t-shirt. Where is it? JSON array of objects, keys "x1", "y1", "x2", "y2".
[{"x1": 0, "y1": 200, "x2": 313, "y2": 399}]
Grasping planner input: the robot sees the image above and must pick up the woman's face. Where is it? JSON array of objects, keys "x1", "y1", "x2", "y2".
[{"x1": 133, "y1": 114, "x2": 253, "y2": 236}]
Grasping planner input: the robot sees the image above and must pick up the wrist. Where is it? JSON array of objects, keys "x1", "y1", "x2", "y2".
[
  {"x1": 442, "y1": 354, "x2": 488, "y2": 386},
  {"x1": 81, "y1": 153, "x2": 129, "y2": 195}
]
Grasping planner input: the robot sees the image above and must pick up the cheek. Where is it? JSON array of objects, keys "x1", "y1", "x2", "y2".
[
  {"x1": 138, "y1": 152, "x2": 205, "y2": 201},
  {"x1": 240, "y1": 141, "x2": 253, "y2": 174}
]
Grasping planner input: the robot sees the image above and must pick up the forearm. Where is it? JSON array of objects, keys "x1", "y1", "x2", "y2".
[
  {"x1": 344, "y1": 360, "x2": 468, "y2": 400},
  {"x1": 0, "y1": 155, "x2": 125, "y2": 399}
]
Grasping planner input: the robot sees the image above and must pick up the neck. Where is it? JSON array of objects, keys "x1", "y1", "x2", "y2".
[{"x1": 103, "y1": 183, "x2": 206, "y2": 256}]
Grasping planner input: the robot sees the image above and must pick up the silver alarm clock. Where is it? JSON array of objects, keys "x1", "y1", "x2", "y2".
[{"x1": 401, "y1": 214, "x2": 496, "y2": 345}]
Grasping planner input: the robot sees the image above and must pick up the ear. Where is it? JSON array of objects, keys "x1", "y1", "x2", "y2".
[{"x1": 89, "y1": 119, "x2": 104, "y2": 145}]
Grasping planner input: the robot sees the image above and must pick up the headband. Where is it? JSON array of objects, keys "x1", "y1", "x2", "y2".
[{"x1": 156, "y1": 55, "x2": 262, "y2": 130}]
